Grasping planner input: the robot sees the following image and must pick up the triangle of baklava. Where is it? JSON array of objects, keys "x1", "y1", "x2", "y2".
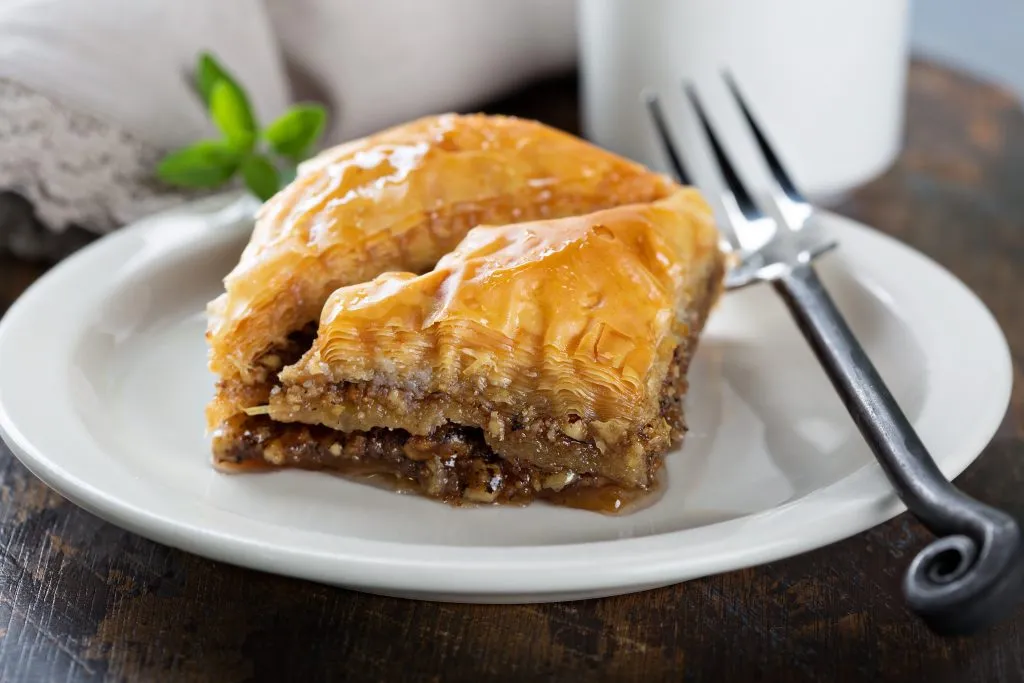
[
  {"x1": 206, "y1": 113, "x2": 677, "y2": 465},
  {"x1": 219, "y1": 189, "x2": 725, "y2": 511}
]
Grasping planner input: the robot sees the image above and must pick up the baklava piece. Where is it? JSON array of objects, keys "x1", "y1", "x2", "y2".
[
  {"x1": 217, "y1": 190, "x2": 725, "y2": 511},
  {"x1": 206, "y1": 113, "x2": 676, "y2": 454}
]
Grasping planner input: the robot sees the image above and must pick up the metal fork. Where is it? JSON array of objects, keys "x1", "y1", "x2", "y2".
[{"x1": 646, "y1": 74, "x2": 1023, "y2": 636}]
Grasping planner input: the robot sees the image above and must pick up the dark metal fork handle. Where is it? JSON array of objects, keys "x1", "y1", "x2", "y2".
[{"x1": 775, "y1": 262, "x2": 1024, "y2": 635}]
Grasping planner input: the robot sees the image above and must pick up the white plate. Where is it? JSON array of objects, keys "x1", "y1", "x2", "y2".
[{"x1": 0, "y1": 194, "x2": 1011, "y2": 603}]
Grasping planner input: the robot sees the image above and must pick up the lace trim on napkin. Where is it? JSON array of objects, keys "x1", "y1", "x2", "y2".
[{"x1": 0, "y1": 78, "x2": 199, "y2": 260}]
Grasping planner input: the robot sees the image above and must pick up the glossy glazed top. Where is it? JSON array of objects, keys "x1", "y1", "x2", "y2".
[
  {"x1": 282, "y1": 189, "x2": 721, "y2": 423},
  {"x1": 206, "y1": 113, "x2": 674, "y2": 401}
]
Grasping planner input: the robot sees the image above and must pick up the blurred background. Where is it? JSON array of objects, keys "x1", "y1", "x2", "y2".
[{"x1": 0, "y1": 0, "x2": 1017, "y2": 261}]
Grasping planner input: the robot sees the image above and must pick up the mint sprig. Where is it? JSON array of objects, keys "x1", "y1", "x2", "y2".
[
  {"x1": 196, "y1": 53, "x2": 237, "y2": 106},
  {"x1": 156, "y1": 51, "x2": 328, "y2": 201},
  {"x1": 156, "y1": 141, "x2": 241, "y2": 188},
  {"x1": 264, "y1": 105, "x2": 326, "y2": 162},
  {"x1": 241, "y1": 155, "x2": 279, "y2": 201},
  {"x1": 209, "y1": 80, "x2": 257, "y2": 151}
]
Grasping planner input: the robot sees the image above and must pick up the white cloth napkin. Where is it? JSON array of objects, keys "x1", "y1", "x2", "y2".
[
  {"x1": 0, "y1": 0, "x2": 292, "y2": 149},
  {"x1": 0, "y1": 0, "x2": 575, "y2": 250}
]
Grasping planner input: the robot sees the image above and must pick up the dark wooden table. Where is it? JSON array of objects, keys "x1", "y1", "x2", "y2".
[{"x1": 2, "y1": 61, "x2": 1023, "y2": 683}]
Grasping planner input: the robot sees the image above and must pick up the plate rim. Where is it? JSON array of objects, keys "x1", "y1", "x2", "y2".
[{"x1": 0, "y1": 193, "x2": 1013, "y2": 601}]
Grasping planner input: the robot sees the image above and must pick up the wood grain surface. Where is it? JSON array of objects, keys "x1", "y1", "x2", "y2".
[{"x1": 1, "y1": 61, "x2": 1023, "y2": 683}]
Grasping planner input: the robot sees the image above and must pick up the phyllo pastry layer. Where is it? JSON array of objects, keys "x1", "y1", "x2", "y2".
[
  {"x1": 216, "y1": 189, "x2": 724, "y2": 510},
  {"x1": 205, "y1": 113, "x2": 675, "y2": 434}
]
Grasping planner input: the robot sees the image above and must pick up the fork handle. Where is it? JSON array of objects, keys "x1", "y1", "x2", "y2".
[{"x1": 773, "y1": 262, "x2": 1024, "y2": 635}]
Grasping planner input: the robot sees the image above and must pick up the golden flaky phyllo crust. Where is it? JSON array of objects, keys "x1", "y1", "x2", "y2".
[
  {"x1": 268, "y1": 190, "x2": 724, "y2": 487},
  {"x1": 205, "y1": 113, "x2": 677, "y2": 430},
  {"x1": 275, "y1": 189, "x2": 718, "y2": 429}
]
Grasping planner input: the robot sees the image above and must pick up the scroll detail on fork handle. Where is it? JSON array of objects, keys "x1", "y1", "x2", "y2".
[{"x1": 773, "y1": 262, "x2": 1024, "y2": 636}]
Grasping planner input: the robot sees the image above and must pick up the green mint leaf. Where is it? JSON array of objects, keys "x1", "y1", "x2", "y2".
[
  {"x1": 156, "y1": 140, "x2": 241, "y2": 188},
  {"x1": 196, "y1": 52, "x2": 239, "y2": 106},
  {"x1": 242, "y1": 154, "x2": 280, "y2": 201},
  {"x1": 210, "y1": 80, "x2": 257, "y2": 151},
  {"x1": 263, "y1": 104, "x2": 326, "y2": 160}
]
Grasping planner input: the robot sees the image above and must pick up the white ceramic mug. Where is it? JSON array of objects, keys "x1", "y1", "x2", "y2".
[{"x1": 578, "y1": 0, "x2": 911, "y2": 201}]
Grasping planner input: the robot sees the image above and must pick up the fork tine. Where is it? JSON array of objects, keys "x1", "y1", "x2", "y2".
[
  {"x1": 681, "y1": 83, "x2": 764, "y2": 222},
  {"x1": 723, "y1": 71, "x2": 804, "y2": 203},
  {"x1": 646, "y1": 90, "x2": 749, "y2": 254},
  {"x1": 644, "y1": 93, "x2": 694, "y2": 186}
]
